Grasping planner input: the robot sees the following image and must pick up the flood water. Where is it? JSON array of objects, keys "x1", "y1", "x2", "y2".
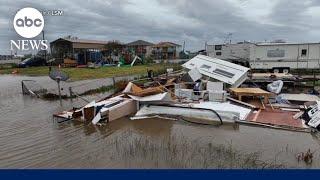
[{"x1": 1, "y1": 74, "x2": 320, "y2": 168}]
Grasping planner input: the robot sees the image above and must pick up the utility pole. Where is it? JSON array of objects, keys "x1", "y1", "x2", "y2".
[
  {"x1": 42, "y1": 30, "x2": 47, "y2": 61},
  {"x1": 205, "y1": 41, "x2": 207, "y2": 51},
  {"x1": 183, "y1": 41, "x2": 185, "y2": 52}
]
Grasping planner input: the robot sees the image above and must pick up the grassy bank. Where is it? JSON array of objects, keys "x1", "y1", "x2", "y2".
[
  {"x1": 106, "y1": 130, "x2": 284, "y2": 168},
  {"x1": 0, "y1": 64, "x2": 182, "y2": 81}
]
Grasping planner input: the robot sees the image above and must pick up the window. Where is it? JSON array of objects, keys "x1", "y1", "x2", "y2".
[
  {"x1": 267, "y1": 49, "x2": 285, "y2": 57},
  {"x1": 301, "y1": 49, "x2": 307, "y2": 56},
  {"x1": 215, "y1": 45, "x2": 222, "y2": 50},
  {"x1": 200, "y1": 64, "x2": 211, "y2": 70},
  {"x1": 213, "y1": 68, "x2": 235, "y2": 78},
  {"x1": 216, "y1": 52, "x2": 222, "y2": 56}
]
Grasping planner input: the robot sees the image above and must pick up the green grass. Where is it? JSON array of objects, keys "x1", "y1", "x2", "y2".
[
  {"x1": 0, "y1": 64, "x2": 182, "y2": 81},
  {"x1": 104, "y1": 130, "x2": 284, "y2": 168}
]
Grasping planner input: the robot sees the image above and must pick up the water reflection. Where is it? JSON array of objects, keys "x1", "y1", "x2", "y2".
[{"x1": 0, "y1": 75, "x2": 320, "y2": 168}]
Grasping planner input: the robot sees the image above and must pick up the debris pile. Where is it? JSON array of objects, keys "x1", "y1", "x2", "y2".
[{"x1": 54, "y1": 55, "x2": 320, "y2": 132}]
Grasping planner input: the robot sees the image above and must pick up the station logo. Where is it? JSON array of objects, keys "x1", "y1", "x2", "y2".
[
  {"x1": 11, "y1": 7, "x2": 48, "y2": 51},
  {"x1": 13, "y1": 7, "x2": 44, "y2": 38}
]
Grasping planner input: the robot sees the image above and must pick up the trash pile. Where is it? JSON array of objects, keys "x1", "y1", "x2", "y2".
[{"x1": 54, "y1": 55, "x2": 320, "y2": 132}]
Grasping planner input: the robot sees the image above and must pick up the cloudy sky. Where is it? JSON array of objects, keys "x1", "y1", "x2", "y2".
[{"x1": 1, "y1": 0, "x2": 320, "y2": 54}]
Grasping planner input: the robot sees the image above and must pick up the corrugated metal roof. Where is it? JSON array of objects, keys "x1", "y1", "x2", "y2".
[{"x1": 126, "y1": 40, "x2": 154, "y2": 46}]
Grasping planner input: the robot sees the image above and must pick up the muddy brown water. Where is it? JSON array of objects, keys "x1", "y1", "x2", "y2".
[{"x1": 1, "y1": 75, "x2": 320, "y2": 168}]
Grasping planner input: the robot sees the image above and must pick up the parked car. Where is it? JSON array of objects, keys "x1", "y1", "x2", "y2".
[{"x1": 18, "y1": 56, "x2": 47, "y2": 68}]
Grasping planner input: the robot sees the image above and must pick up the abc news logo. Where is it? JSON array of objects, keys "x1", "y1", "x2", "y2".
[
  {"x1": 11, "y1": 7, "x2": 48, "y2": 51},
  {"x1": 15, "y1": 16, "x2": 42, "y2": 28}
]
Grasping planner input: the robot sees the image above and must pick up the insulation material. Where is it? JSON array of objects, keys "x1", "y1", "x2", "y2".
[{"x1": 267, "y1": 80, "x2": 283, "y2": 94}]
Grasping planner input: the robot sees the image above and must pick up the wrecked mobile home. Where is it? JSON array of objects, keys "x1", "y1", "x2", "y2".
[{"x1": 54, "y1": 55, "x2": 320, "y2": 132}]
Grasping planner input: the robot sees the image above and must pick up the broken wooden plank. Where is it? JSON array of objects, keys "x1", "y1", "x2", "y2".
[{"x1": 227, "y1": 97, "x2": 257, "y2": 109}]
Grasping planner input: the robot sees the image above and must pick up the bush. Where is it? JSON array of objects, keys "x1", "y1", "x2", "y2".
[{"x1": 143, "y1": 56, "x2": 154, "y2": 64}]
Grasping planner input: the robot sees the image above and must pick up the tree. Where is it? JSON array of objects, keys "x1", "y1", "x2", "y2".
[{"x1": 104, "y1": 40, "x2": 124, "y2": 56}]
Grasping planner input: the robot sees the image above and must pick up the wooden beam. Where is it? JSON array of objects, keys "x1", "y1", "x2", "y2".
[{"x1": 226, "y1": 97, "x2": 257, "y2": 109}]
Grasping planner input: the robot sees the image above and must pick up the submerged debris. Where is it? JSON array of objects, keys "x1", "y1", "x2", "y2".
[
  {"x1": 22, "y1": 80, "x2": 47, "y2": 97},
  {"x1": 53, "y1": 55, "x2": 320, "y2": 132},
  {"x1": 296, "y1": 149, "x2": 314, "y2": 165}
]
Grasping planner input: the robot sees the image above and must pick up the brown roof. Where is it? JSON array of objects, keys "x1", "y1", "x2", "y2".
[
  {"x1": 65, "y1": 38, "x2": 108, "y2": 44},
  {"x1": 126, "y1": 40, "x2": 154, "y2": 46},
  {"x1": 51, "y1": 38, "x2": 108, "y2": 45},
  {"x1": 153, "y1": 42, "x2": 181, "y2": 48}
]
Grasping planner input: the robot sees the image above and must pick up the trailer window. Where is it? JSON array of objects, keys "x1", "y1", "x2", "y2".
[
  {"x1": 200, "y1": 64, "x2": 211, "y2": 70},
  {"x1": 216, "y1": 52, "x2": 222, "y2": 56},
  {"x1": 213, "y1": 68, "x2": 235, "y2": 78},
  {"x1": 301, "y1": 49, "x2": 307, "y2": 56},
  {"x1": 267, "y1": 49, "x2": 285, "y2": 57},
  {"x1": 215, "y1": 45, "x2": 222, "y2": 50}
]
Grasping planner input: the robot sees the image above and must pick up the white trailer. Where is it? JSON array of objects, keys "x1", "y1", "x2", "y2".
[
  {"x1": 206, "y1": 42, "x2": 251, "y2": 66},
  {"x1": 249, "y1": 42, "x2": 320, "y2": 73}
]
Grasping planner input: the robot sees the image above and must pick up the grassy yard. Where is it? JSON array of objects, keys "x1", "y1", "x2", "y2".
[{"x1": 0, "y1": 64, "x2": 182, "y2": 81}]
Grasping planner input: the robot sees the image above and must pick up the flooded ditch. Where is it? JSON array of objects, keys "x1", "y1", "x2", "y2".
[{"x1": 1, "y1": 75, "x2": 320, "y2": 168}]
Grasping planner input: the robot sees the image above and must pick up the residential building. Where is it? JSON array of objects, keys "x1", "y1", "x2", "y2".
[
  {"x1": 126, "y1": 40, "x2": 154, "y2": 59},
  {"x1": 151, "y1": 42, "x2": 182, "y2": 60},
  {"x1": 50, "y1": 36, "x2": 108, "y2": 64},
  {"x1": 0, "y1": 55, "x2": 14, "y2": 60}
]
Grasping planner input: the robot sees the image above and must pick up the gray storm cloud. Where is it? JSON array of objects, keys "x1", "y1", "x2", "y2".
[{"x1": 0, "y1": 0, "x2": 320, "y2": 54}]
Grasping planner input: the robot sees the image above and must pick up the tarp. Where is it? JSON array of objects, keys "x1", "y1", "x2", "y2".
[{"x1": 182, "y1": 55, "x2": 249, "y2": 87}]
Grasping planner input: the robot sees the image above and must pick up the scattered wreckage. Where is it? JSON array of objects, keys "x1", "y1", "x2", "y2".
[{"x1": 53, "y1": 55, "x2": 320, "y2": 132}]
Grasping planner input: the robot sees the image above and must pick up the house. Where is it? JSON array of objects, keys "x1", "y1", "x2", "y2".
[
  {"x1": 126, "y1": 40, "x2": 154, "y2": 59},
  {"x1": 0, "y1": 55, "x2": 14, "y2": 60},
  {"x1": 151, "y1": 42, "x2": 182, "y2": 60},
  {"x1": 50, "y1": 36, "x2": 108, "y2": 64}
]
